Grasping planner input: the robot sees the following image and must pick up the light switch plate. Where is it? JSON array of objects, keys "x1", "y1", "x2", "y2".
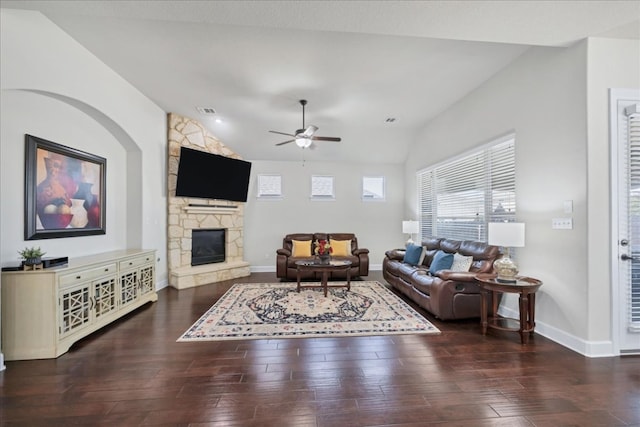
[
  {"x1": 563, "y1": 200, "x2": 573, "y2": 214},
  {"x1": 552, "y1": 218, "x2": 573, "y2": 229}
]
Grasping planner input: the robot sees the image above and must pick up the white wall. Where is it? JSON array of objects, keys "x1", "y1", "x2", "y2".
[
  {"x1": 244, "y1": 160, "x2": 405, "y2": 270},
  {"x1": 405, "y1": 38, "x2": 640, "y2": 356},
  {"x1": 586, "y1": 38, "x2": 640, "y2": 343},
  {"x1": 0, "y1": 9, "x2": 168, "y2": 279},
  {"x1": 405, "y1": 42, "x2": 589, "y2": 346}
]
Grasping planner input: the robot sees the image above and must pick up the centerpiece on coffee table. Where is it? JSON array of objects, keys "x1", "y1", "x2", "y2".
[{"x1": 314, "y1": 239, "x2": 333, "y2": 264}]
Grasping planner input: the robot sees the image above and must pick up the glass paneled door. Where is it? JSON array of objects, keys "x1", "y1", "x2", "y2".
[{"x1": 613, "y1": 89, "x2": 640, "y2": 354}]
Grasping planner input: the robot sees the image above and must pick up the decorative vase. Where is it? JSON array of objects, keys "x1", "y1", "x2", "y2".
[
  {"x1": 318, "y1": 254, "x2": 331, "y2": 265},
  {"x1": 86, "y1": 198, "x2": 101, "y2": 227},
  {"x1": 69, "y1": 199, "x2": 88, "y2": 228},
  {"x1": 73, "y1": 182, "x2": 95, "y2": 210}
]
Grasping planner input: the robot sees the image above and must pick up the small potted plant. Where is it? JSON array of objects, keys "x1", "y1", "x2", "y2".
[{"x1": 18, "y1": 246, "x2": 46, "y2": 266}]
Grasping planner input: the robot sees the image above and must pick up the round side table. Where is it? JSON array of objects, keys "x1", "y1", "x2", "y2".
[{"x1": 475, "y1": 273, "x2": 543, "y2": 344}]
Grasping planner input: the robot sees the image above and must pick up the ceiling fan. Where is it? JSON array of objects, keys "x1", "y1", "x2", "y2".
[{"x1": 269, "y1": 99, "x2": 341, "y2": 148}]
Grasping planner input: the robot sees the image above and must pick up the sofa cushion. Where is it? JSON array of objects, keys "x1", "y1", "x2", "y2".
[
  {"x1": 399, "y1": 263, "x2": 424, "y2": 283},
  {"x1": 458, "y1": 240, "x2": 501, "y2": 273},
  {"x1": 291, "y1": 239, "x2": 312, "y2": 257},
  {"x1": 440, "y1": 239, "x2": 462, "y2": 253},
  {"x1": 451, "y1": 253, "x2": 474, "y2": 272},
  {"x1": 402, "y1": 244, "x2": 424, "y2": 266},
  {"x1": 429, "y1": 250, "x2": 454, "y2": 274},
  {"x1": 330, "y1": 239, "x2": 352, "y2": 256},
  {"x1": 412, "y1": 272, "x2": 441, "y2": 296}
]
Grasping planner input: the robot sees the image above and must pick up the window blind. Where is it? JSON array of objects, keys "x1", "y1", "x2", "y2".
[
  {"x1": 417, "y1": 136, "x2": 516, "y2": 242},
  {"x1": 626, "y1": 109, "x2": 640, "y2": 330}
]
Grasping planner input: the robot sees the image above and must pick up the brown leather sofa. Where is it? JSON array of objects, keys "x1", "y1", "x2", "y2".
[
  {"x1": 383, "y1": 237, "x2": 500, "y2": 320},
  {"x1": 277, "y1": 233, "x2": 369, "y2": 280}
]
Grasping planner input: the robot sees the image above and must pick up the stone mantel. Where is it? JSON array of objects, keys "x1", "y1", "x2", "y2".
[{"x1": 182, "y1": 205, "x2": 239, "y2": 215}]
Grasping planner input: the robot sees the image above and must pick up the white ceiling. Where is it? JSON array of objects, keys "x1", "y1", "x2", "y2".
[{"x1": 2, "y1": 1, "x2": 639, "y2": 163}]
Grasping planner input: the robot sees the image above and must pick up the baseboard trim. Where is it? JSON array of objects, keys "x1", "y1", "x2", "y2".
[
  {"x1": 156, "y1": 278, "x2": 169, "y2": 290},
  {"x1": 251, "y1": 266, "x2": 276, "y2": 273},
  {"x1": 498, "y1": 306, "x2": 615, "y2": 358}
]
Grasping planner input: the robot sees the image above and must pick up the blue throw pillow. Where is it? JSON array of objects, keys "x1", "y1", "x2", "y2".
[
  {"x1": 403, "y1": 244, "x2": 424, "y2": 266},
  {"x1": 429, "y1": 250, "x2": 454, "y2": 275}
]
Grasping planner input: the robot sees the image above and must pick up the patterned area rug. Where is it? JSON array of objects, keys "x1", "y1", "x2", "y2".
[{"x1": 177, "y1": 281, "x2": 440, "y2": 341}]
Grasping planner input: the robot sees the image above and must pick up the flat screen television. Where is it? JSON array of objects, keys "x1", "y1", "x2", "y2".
[{"x1": 175, "y1": 147, "x2": 252, "y2": 202}]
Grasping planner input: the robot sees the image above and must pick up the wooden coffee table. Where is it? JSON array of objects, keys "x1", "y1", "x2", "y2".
[
  {"x1": 295, "y1": 260, "x2": 352, "y2": 297},
  {"x1": 475, "y1": 273, "x2": 543, "y2": 344}
]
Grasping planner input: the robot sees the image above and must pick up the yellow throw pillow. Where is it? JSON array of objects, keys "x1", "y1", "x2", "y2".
[
  {"x1": 291, "y1": 240, "x2": 311, "y2": 257},
  {"x1": 330, "y1": 239, "x2": 351, "y2": 257}
]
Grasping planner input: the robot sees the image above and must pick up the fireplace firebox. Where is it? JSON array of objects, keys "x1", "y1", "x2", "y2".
[{"x1": 192, "y1": 228, "x2": 225, "y2": 266}]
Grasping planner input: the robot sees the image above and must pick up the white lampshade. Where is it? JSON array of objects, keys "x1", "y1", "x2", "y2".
[
  {"x1": 488, "y1": 222, "x2": 525, "y2": 247},
  {"x1": 402, "y1": 220, "x2": 419, "y2": 234},
  {"x1": 488, "y1": 222, "x2": 525, "y2": 282},
  {"x1": 402, "y1": 220, "x2": 419, "y2": 247}
]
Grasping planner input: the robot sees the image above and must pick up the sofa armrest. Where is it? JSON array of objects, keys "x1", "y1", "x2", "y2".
[
  {"x1": 277, "y1": 248, "x2": 291, "y2": 257},
  {"x1": 385, "y1": 249, "x2": 405, "y2": 261},
  {"x1": 355, "y1": 248, "x2": 370, "y2": 276},
  {"x1": 435, "y1": 270, "x2": 477, "y2": 282}
]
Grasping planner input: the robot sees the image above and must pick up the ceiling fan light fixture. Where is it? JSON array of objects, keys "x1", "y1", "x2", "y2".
[
  {"x1": 295, "y1": 136, "x2": 312, "y2": 148},
  {"x1": 270, "y1": 99, "x2": 340, "y2": 148}
]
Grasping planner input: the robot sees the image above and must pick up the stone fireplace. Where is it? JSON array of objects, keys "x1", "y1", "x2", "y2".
[
  {"x1": 191, "y1": 228, "x2": 225, "y2": 266},
  {"x1": 167, "y1": 113, "x2": 250, "y2": 289}
]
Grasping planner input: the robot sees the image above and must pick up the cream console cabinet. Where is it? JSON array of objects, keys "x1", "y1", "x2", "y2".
[{"x1": 1, "y1": 249, "x2": 157, "y2": 360}]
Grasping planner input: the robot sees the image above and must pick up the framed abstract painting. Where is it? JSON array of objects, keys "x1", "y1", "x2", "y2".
[{"x1": 24, "y1": 134, "x2": 106, "y2": 240}]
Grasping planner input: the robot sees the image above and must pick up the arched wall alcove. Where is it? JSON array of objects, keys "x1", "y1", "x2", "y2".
[
  {"x1": 1, "y1": 88, "x2": 143, "y2": 251},
  {"x1": 22, "y1": 89, "x2": 144, "y2": 248}
]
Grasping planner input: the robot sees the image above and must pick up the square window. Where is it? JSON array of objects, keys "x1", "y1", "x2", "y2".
[
  {"x1": 362, "y1": 176, "x2": 385, "y2": 201},
  {"x1": 311, "y1": 175, "x2": 334, "y2": 199},
  {"x1": 257, "y1": 174, "x2": 282, "y2": 198}
]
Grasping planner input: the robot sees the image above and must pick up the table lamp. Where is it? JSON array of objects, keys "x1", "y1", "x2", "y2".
[
  {"x1": 402, "y1": 220, "x2": 419, "y2": 247},
  {"x1": 488, "y1": 222, "x2": 525, "y2": 283}
]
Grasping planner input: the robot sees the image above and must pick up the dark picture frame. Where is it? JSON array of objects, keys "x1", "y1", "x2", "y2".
[{"x1": 25, "y1": 134, "x2": 106, "y2": 240}]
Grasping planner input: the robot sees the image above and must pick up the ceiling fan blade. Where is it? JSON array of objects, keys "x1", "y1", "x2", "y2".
[
  {"x1": 301, "y1": 125, "x2": 318, "y2": 137},
  {"x1": 276, "y1": 139, "x2": 295, "y2": 146},
  {"x1": 311, "y1": 136, "x2": 341, "y2": 142},
  {"x1": 269, "y1": 130, "x2": 295, "y2": 137}
]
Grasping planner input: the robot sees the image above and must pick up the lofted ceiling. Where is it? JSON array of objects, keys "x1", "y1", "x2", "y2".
[{"x1": 2, "y1": 1, "x2": 639, "y2": 163}]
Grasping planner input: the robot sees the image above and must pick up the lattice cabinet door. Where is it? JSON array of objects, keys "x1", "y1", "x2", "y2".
[
  {"x1": 59, "y1": 284, "x2": 91, "y2": 338},
  {"x1": 139, "y1": 264, "x2": 155, "y2": 296},
  {"x1": 119, "y1": 253, "x2": 156, "y2": 307},
  {"x1": 120, "y1": 269, "x2": 139, "y2": 307},
  {"x1": 93, "y1": 276, "x2": 118, "y2": 319}
]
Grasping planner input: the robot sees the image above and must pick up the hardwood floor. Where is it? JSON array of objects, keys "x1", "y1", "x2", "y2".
[{"x1": 1, "y1": 272, "x2": 639, "y2": 426}]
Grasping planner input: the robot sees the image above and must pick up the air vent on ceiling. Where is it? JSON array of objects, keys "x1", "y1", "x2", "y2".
[{"x1": 196, "y1": 107, "x2": 217, "y2": 115}]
